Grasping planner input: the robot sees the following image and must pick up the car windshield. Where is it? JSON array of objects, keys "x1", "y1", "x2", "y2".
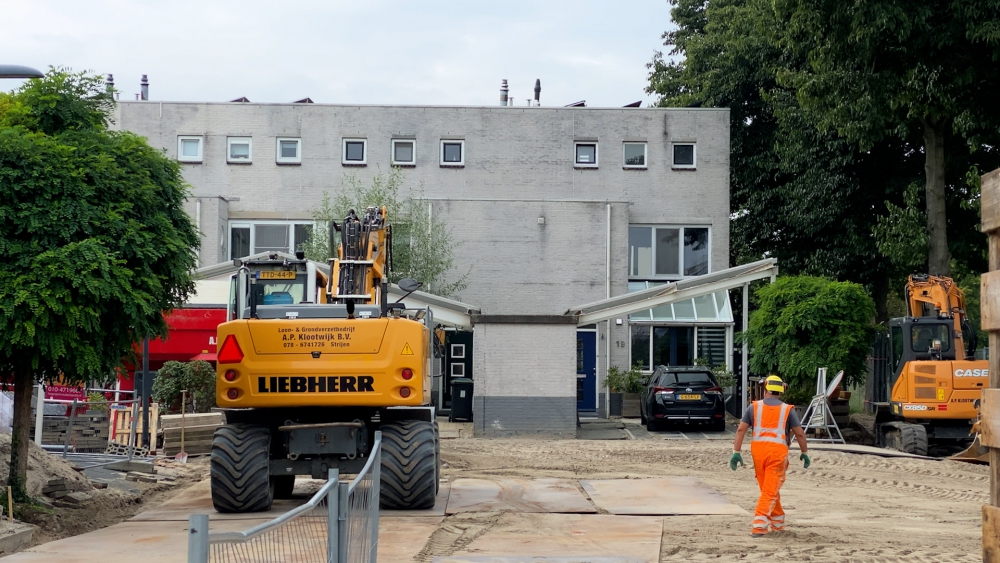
[{"x1": 661, "y1": 372, "x2": 714, "y2": 387}]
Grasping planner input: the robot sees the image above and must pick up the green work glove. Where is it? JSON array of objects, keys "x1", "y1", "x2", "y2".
[
  {"x1": 729, "y1": 452, "x2": 744, "y2": 471},
  {"x1": 800, "y1": 452, "x2": 811, "y2": 469}
]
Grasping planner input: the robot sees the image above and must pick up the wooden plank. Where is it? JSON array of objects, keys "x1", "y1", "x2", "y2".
[
  {"x1": 160, "y1": 413, "x2": 224, "y2": 429},
  {"x1": 162, "y1": 424, "x2": 221, "y2": 434},
  {"x1": 984, "y1": 272, "x2": 1000, "y2": 331},
  {"x1": 983, "y1": 167, "x2": 1000, "y2": 234},
  {"x1": 984, "y1": 504, "x2": 1000, "y2": 562},
  {"x1": 982, "y1": 390, "x2": 1000, "y2": 449}
]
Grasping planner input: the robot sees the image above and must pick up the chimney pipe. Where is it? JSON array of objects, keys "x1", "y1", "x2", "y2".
[
  {"x1": 500, "y1": 79, "x2": 509, "y2": 106},
  {"x1": 106, "y1": 74, "x2": 114, "y2": 94},
  {"x1": 534, "y1": 79, "x2": 541, "y2": 106},
  {"x1": 140, "y1": 74, "x2": 149, "y2": 101}
]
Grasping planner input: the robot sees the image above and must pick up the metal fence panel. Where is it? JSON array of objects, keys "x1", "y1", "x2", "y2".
[{"x1": 191, "y1": 431, "x2": 382, "y2": 563}]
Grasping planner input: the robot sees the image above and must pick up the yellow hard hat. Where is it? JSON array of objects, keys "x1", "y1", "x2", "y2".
[{"x1": 764, "y1": 375, "x2": 785, "y2": 393}]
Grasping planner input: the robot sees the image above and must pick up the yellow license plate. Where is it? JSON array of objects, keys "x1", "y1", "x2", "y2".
[
  {"x1": 678, "y1": 394, "x2": 701, "y2": 400},
  {"x1": 260, "y1": 271, "x2": 296, "y2": 280}
]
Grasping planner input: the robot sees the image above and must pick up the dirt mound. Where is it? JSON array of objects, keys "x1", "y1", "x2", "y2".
[{"x1": 0, "y1": 433, "x2": 91, "y2": 497}]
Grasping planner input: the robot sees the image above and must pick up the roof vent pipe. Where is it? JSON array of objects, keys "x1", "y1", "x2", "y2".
[
  {"x1": 140, "y1": 74, "x2": 149, "y2": 101},
  {"x1": 534, "y1": 79, "x2": 541, "y2": 106},
  {"x1": 500, "y1": 79, "x2": 509, "y2": 106}
]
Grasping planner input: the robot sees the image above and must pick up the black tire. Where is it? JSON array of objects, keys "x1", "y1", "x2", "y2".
[
  {"x1": 380, "y1": 420, "x2": 437, "y2": 510},
  {"x1": 639, "y1": 402, "x2": 647, "y2": 425},
  {"x1": 712, "y1": 417, "x2": 726, "y2": 432},
  {"x1": 432, "y1": 419, "x2": 441, "y2": 495},
  {"x1": 211, "y1": 424, "x2": 273, "y2": 513},
  {"x1": 273, "y1": 475, "x2": 295, "y2": 499},
  {"x1": 646, "y1": 418, "x2": 659, "y2": 432},
  {"x1": 899, "y1": 423, "x2": 928, "y2": 456}
]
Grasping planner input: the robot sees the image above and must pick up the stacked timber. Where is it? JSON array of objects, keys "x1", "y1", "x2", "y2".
[{"x1": 161, "y1": 412, "x2": 224, "y2": 457}]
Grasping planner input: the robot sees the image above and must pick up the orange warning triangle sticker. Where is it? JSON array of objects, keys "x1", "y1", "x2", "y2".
[{"x1": 401, "y1": 343, "x2": 414, "y2": 355}]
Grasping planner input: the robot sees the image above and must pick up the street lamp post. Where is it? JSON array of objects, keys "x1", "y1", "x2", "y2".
[{"x1": 0, "y1": 65, "x2": 44, "y2": 79}]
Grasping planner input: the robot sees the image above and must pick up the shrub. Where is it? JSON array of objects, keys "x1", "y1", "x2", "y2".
[
  {"x1": 604, "y1": 363, "x2": 645, "y2": 394},
  {"x1": 151, "y1": 361, "x2": 216, "y2": 413},
  {"x1": 745, "y1": 276, "x2": 876, "y2": 397}
]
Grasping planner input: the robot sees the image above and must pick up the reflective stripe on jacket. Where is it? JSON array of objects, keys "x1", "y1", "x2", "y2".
[{"x1": 751, "y1": 400, "x2": 791, "y2": 445}]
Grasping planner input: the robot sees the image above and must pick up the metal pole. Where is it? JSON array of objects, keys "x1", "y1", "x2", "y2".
[
  {"x1": 741, "y1": 283, "x2": 749, "y2": 414},
  {"x1": 370, "y1": 433, "x2": 381, "y2": 563},
  {"x1": 141, "y1": 337, "x2": 150, "y2": 449},
  {"x1": 326, "y1": 468, "x2": 340, "y2": 562},
  {"x1": 338, "y1": 481, "x2": 349, "y2": 563},
  {"x1": 128, "y1": 400, "x2": 138, "y2": 461},
  {"x1": 33, "y1": 384, "x2": 44, "y2": 446},
  {"x1": 187, "y1": 514, "x2": 209, "y2": 563},
  {"x1": 63, "y1": 399, "x2": 77, "y2": 459}
]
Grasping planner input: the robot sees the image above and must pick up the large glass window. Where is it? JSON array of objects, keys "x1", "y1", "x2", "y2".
[
  {"x1": 631, "y1": 325, "x2": 650, "y2": 371},
  {"x1": 629, "y1": 225, "x2": 710, "y2": 279},
  {"x1": 696, "y1": 326, "x2": 727, "y2": 367},
  {"x1": 636, "y1": 326, "x2": 694, "y2": 370},
  {"x1": 890, "y1": 325, "x2": 904, "y2": 371},
  {"x1": 230, "y1": 221, "x2": 315, "y2": 260},
  {"x1": 911, "y1": 324, "x2": 951, "y2": 353},
  {"x1": 231, "y1": 226, "x2": 250, "y2": 260}
]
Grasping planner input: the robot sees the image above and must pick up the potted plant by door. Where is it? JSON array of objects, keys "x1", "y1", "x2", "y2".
[
  {"x1": 621, "y1": 363, "x2": 645, "y2": 418},
  {"x1": 604, "y1": 366, "x2": 627, "y2": 417}
]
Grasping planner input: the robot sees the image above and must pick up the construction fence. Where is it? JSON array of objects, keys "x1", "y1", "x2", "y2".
[{"x1": 188, "y1": 431, "x2": 382, "y2": 563}]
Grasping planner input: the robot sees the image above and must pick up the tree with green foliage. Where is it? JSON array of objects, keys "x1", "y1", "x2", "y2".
[
  {"x1": 300, "y1": 168, "x2": 468, "y2": 298},
  {"x1": 772, "y1": 0, "x2": 1000, "y2": 276},
  {"x1": 152, "y1": 360, "x2": 216, "y2": 413},
  {"x1": 744, "y1": 276, "x2": 876, "y2": 403},
  {"x1": 0, "y1": 70, "x2": 199, "y2": 500}
]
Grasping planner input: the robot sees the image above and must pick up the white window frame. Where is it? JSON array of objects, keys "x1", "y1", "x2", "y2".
[
  {"x1": 342, "y1": 138, "x2": 367, "y2": 165},
  {"x1": 227, "y1": 136, "x2": 253, "y2": 164},
  {"x1": 671, "y1": 142, "x2": 697, "y2": 169},
  {"x1": 622, "y1": 142, "x2": 647, "y2": 169},
  {"x1": 391, "y1": 139, "x2": 417, "y2": 166},
  {"x1": 627, "y1": 224, "x2": 712, "y2": 280},
  {"x1": 275, "y1": 137, "x2": 301, "y2": 164},
  {"x1": 574, "y1": 141, "x2": 599, "y2": 168},
  {"x1": 451, "y1": 343, "x2": 465, "y2": 359},
  {"x1": 440, "y1": 140, "x2": 465, "y2": 167},
  {"x1": 177, "y1": 136, "x2": 203, "y2": 163},
  {"x1": 450, "y1": 363, "x2": 465, "y2": 377},
  {"x1": 228, "y1": 220, "x2": 316, "y2": 260}
]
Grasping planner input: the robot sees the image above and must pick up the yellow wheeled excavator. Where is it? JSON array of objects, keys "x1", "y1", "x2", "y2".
[
  {"x1": 210, "y1": 206, "x2": 440, "y2": 512},
  {"x1": 875, "y1": 275, "x2": 989, "y2": 458}
]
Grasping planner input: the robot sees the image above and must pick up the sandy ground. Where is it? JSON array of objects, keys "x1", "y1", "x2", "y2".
[{"x1": 435, "y1": 437, "x2": 987, "y2": 563}]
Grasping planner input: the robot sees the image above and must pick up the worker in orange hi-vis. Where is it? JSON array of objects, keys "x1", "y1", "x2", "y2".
[{"x1": 729, "y1": 375, "x2": 810, "y2": 536}]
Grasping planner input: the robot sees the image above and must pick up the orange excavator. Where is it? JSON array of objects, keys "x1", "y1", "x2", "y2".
[{"x1": 875, "y1": 275, "x2": 988, "y2": 459}]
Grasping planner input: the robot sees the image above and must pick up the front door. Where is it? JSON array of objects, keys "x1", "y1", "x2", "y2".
[{"x1": 577, "y1": 331, "x2": 597, "y2": 412}]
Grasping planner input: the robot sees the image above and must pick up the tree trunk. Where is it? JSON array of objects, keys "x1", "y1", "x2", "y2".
[
  {"x1": 923, "y1": 118, "x2": 951, "y2": 276},
  {"x1": 7, "y1": 370, "x2": 34, "y2": 501}
]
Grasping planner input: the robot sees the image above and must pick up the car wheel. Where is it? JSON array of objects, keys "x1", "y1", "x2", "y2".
[
  {"x1": 712, "y1": 417, "x2": 726, "y2": 432},
  {"x1": 646, "y1": 418, "x2": 658, "y2": 432},
  {"x1": 640, "y1": 403, "x2": 647, "y2": 425}
]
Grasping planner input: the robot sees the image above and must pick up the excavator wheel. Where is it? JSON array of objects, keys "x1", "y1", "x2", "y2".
[
  {"x1": 380, "y1": 420, "x2": 438, "y2": 510},
  {"x1": 884, "y1": 422, "x2": 928, "y2": 456},
  {"x1": 211, "y1": 424, "x2": 274, "y2": 513},
  {"x1": 432, "y1": 419, "x2": 441, "y2": 495},
  {"x1": 273, "y1": 475, "x2": 296, "y2": 499}
]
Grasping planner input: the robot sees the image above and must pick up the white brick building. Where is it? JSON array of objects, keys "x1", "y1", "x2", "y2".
[{"x1": 115, "y1": 99, "x2": 733, "y2": 435}]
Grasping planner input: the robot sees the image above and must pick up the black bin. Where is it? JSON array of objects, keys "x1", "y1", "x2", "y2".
[{"x1": 450, "y1": 378, "x2": 474, "y2": 422}]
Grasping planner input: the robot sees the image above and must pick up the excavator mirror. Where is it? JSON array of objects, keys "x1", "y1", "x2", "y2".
[{"x1": 398, "y1": 278, "x2": 422, "y2": 293}]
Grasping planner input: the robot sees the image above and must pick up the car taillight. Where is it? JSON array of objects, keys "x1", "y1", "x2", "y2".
[
  {"x1": 401, "y1": 368, "x2": 413, "y2": 380},
  {"x1": 704, "y1": 386, "x2": 723, "y2": 395},
  {"x1": 218, "y1": 334, "x2": 244, "y2": 364},
  {"x1": 224, "y1": 370, "x2": 238, "y2": 382},
  {"x1": 400, "y1": 387, "x2": 411, "y2": 398},
  {"x1": 653, "y1": 387, "x2": 674, "y2": 396}
]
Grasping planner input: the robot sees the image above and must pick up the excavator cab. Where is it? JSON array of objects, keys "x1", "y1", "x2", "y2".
[{"x1": 887, "y1": 317, "x2": 955, "y2": 383}]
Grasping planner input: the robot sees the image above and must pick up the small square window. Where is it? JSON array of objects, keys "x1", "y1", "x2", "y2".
[
  {"x1": 623, "y1": 142, "x2": 647, "y2": 168},
  {"x1": 440, "y1": 140, "x2": 464, "y2": 166},
  {"x1": 227, "y1": 137, "x2": 252, "y2": 163},
  {"x1": 392, "y1": 139, "x2": 416, "y2": 165},
  {"x1": 575, "y1": 142, "x2": 598, "y2": 167},
  {"x1": 276, "y1": 137, "x2": 301, "y2": 164},
  {"x1": 450, "y1": 363, "x2": 465, "y2": 377},
  {"x1": 451, "y1": 344, "x2": 465, "y2": 359},
  {"x1": 343, "y1": 138, "x2": 367, "y2": 165},
  {"x1": 177, "y1": 136, "x2": 203, "y2": 163},
  {"x1": 672, "y1": 143, "x2": 696, "y2": 168}
]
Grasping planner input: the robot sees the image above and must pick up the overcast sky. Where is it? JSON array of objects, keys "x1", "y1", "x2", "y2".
[{"x1": 1, "y1": 0, "x2": 675, "y2": 107}]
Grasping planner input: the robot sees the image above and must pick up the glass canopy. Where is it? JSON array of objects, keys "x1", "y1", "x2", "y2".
[{"x1": 627, "y1": 282, "x2": 733, "y2": 323}]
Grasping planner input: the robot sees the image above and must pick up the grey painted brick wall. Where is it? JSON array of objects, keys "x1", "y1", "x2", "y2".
[{"x1": 114, "y1": 102, "x2": 730, "y2": 317}]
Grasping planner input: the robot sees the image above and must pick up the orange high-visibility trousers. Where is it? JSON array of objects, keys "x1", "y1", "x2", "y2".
[{"x1": 750, "y1": 441, "x2": 788, "y2": 534}]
